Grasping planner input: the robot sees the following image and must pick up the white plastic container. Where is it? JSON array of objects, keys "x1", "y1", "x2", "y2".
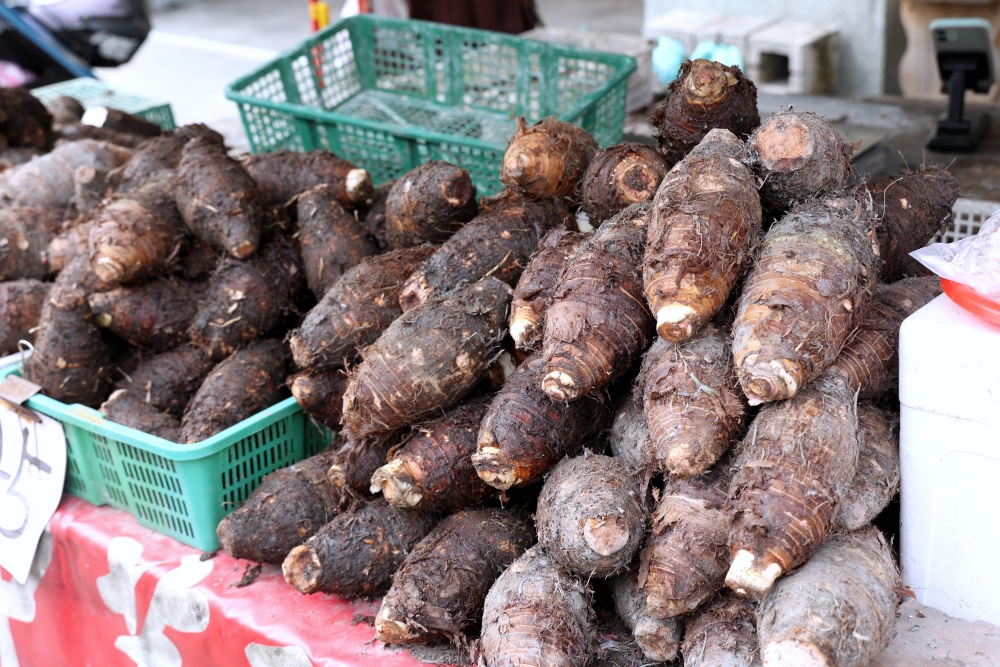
[{"x1": 899, "y1": 292, "x2": 1000, "y2": 626}]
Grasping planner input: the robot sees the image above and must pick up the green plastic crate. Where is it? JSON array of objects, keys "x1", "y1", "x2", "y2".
[
  {"x1": 31, "y1": 78, "x2": 176, "y2": 130},
  {"x1": 225, "y1": 15, "x2": 636, "y2": 196},
  {"x1": 0, "y1": 365, "x2": 330, "y2": 551}
]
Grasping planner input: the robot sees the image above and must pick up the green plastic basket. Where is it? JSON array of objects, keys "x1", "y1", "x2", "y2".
[
  {"x1": 0, "y1": 365, "x2": 330, "y2": 551},
  {"x1": 225, "y1": 15, "x2": 636, "y2": 196},
  {"x1": 31, "y1": 78, "x2": 176, "y2": 130}
]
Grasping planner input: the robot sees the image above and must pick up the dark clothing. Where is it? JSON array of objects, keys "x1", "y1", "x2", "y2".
[{"x1": 407, "y1": 0, "x2": 538, "y2": 34}]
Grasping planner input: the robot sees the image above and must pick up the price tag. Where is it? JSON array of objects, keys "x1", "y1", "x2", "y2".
[{"x1": 0, "y1": 407, "x2": 66, "y2": 584}]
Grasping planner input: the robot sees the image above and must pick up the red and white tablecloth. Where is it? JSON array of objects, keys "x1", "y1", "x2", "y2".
[{"x1": 1, "y1": 495, "x2": 467, "y2": 667}]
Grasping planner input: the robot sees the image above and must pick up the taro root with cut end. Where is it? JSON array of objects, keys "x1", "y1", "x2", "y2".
[
  {"x1": 23, "y1": 283, "x2": 111, "y2": 408},
  {"x1": 89, "y1": 278, "x2": 205, "y2": 352},
  {"x1": 681, "y1": 589, "x2": 761, "y2": 667},
  {"x1": 835, "y1": 404, "x2": 900, "y2": 532},
  {"x1": 82, "y1": 106, "x2": 163, "y2": 138},
  {"x1": 385, "y1": 161, "x2": 477, "y2": 248},
  {"x1": 99, "y1": 389, "x2": 181, "y2": 441},
  {"x1": 217, "y1": 448, "x2": 346, "y2": 563},
  {"x1": 375, "y1": 509, "x2": 534, "y2": 645},
  {"x1": 638, "y1": 327, "x2": 745, "y2": 478},
  {"x1": 650, "y1": 60, "x2": 759, "y2": 166},
  {"x1": 612, "y1": 566, "x2": 683, "y2": 663},
  {"x1": 327, "y1": 435, "x2": 397, "y2": 497},
  {"x1": 644, "y1": 129, "x2": 762, "y2": 343},
  {"x1": 124, "y1": 345, "x2": 215, "y2": 417},
  {"x1": 296, "y1": 186, "x2": 377, "y2": 299},
  {"x1": 540, "y1": 202, "x2": 655, "y2": 401},
  {"x1": 867, "y1": 166, "x2": 960, "y2": 282},
  {"x1": 88, "y1": 176, "x2": 186, "y2": 284},
  {"x1": 53, "y1": 253, "x2": 116, "y2": 296},
  {"x1": 640, "y1": 463, "x2": 732, "y2": 619},
  {"x1": 0, "y1": 139, "x2": 132, "y2": 208},
  {"x1": 398, "y1": 198, "x2": 571, "y2": 311},
  {"x1": 175, "y1": 137, "x2": 264, "y2": 259},
  {"x1": 500, "y1": 117, "x2": 599, "y2": 203},
  {"x1": 371, "y1": 394, "x2": 494, "y2": 512},
  {"x1": 508, "y1": 227, "x2": 586, "y2": 352},
  {"x1": 0, "y1": 279, "x2": 50, "y2": 355},
  {"x1": 242, "y1": 150, "x2": 374, "y2": 210},
  {"x1": 179, "y1": 339, "x2": 289, "y2": 443},
  {"x1": 340, "y1": 278, "x2": 510, "y2": 442},
  {"x1": 732, "y1": 195, "x2": 878, "y2": 406},
  {"x1": 189, "y1": 233, "x2": 304, "y2": 361},
  {"x1": 582, "y1": 142, "x2": 668, "y2": 224},
  {"x1": 288, "y1": 245, "x2": 436, "y2": 369},
  {"x1": 46, "y1": 219, "x2": 94, "y2": 275},
  {"x1": 825, "y1": 276, "x2": 941, "y2": 401},
  {"x1": 743, "y1": 111, "x2": 852, "y2": 215},
  {"x1": 289, "y1": 366, "x2": 349, "y2": 431},
  {"x1": 473, "y1": 354, "x2": 612, "y2": 491},
  {"x1": 478, "y1": 545, "x2": 595, "y2": 667},
  {"x1": 758, "y1": 528, "x2": 898, "y2": 667},
  {"x1": 282, "y1": 498, "x2": 438, "y2": 597},
  {"x1": 536, "y1": 452, "x2": 647, "y2": 577},
  {"x1": 726, "y1": 375, "x2": 859, "y2": 599}
]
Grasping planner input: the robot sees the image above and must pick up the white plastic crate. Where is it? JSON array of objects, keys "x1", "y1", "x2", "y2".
[
  {"x1": 746, "y1": 20, "x2": 839, "y2": 95},
  {"x1": 521, "y1": 28, "x2": 655, "y2": 113},
  {"x1": 695, "y1": 14, "x2": 779, "y2": 64},
  {"x1": 936, "y1": 197, "x2": 1000, "y2": 243},
  {"x1": 643, "y1": 10, "x2": 725, "y2": 54}
]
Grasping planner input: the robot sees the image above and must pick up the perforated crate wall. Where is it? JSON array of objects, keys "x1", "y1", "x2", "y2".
[
  {"x1": 227, "y1": 15, "x2": 635, "y2": 197},
  {"x1": 32, "y1": 78, "x2": 175, "y2": 130},
  {"x1": 935, "y1": 198, "x2": 1000, "y2": 244}
]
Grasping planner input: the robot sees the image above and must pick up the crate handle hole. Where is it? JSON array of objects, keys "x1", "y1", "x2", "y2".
[{"x1": 758, "y1": 53, "x2": 790, "y2": 84}]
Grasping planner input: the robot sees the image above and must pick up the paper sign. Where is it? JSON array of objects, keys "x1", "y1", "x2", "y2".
[
  {"x1": 0, "y1": 408, "x2": 66, "y2": 584},
  {"x1": 0, "y1": 376, "x2": 41, "y2": 406}
]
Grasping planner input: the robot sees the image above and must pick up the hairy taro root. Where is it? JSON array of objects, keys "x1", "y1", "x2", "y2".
[
  {"x1": 100, "y1": 390, "x2": 181, "y2": 441},
  {"x1": 242, "y1": 150, "x2": 374, "y2": 210},
  {"x1": 296, "y1": 186, "x2": 377, "y2": 299},
  {"x1": 385, "y1": 161, "x2": 477, "y2": 248},
  {"x1": 0, "y1": 139, "x2": 132, "y2": 208},
  {"x1": 0, "y1": 279, "x2": 49, "y2": 354},
  {"x1": 612, "y1": 566, "x2": 683, "y2": 662},
  {"x1": 289, "y1": 366, "x2": 349, "y2": 431},
  {"x1": 681, "y1": 590, "x2": 761, "y2": 667},
  {"x1": 89, "y1": 278, "x2": 205, "y2": 352},
  {"x1": 582, "y1": 142, "x2": 668, "y2": 224},
  {"x1": 500, "y1": 117, "x2": 599, "y2": 203},
  {"x1": 123, "y1": 345, "x2": 215, "y2": 417}
]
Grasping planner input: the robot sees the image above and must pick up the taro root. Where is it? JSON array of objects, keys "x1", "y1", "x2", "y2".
[
  {"x1": 650, "y1": 59, "x2": 759, "y2": 166},
  {"x1": 216, "y1": 449, "x2": 346, "y2": 563},
  {"x1": 327, "y1": 436, "x2": 397, "y2": 498},
  {"x1": 0, "y1": 139, "x2": 132, "y2": 208},
  {"x1": 99, "y1": 390, "x2": 181, "y2": 441},
  {"x1": 581, "y1": 142, "x2": 668, "y2": 224},
  {"x1": 174, "y1": 239, "x2": 220, "y2": 281},
  {"x1": 288, "y1": 245, "x2": 436, "y2": 369},
  {"x1": 52, "y1": 253, "x2": 116, "y2": 296},
  {"x1": 88, "y1": 176, "x2": 185, "y2": 284},
  {"x1": 612, "y1": 566, "x2": 683, "y2": 663},
  {"x1": 89, "y1": 278, "x2": 205, "y2": 352},
  {"x1": 385, "y1": 161, "x2": 477, "y2": 248},
  {"x1": 46, "y1": 95, "x2": 84, "y2": 128},
  {"x1": 638, "y1": 327, "x2": 745, "y2": 478},
  {"x1": 0, "y1": 279, "x2": 49, "y2": 355},
  {"x1": 296, "y1": 186, "x2": 377, "y2": 299},
  {"x1": 398, "y1": 198, "x2": 571, "y2": 311},
  {"x1": 758, "y1": 528, "x2": 898, "y2": 667},
  {"x1": 46, "y1": 220, "x2": 94, "y2": 275},
  {"x1": 536, "y1": 452, "x2": 646, "y2": 577},
  {"x1": 835, "y1": 404, "x2": 900, "y2": 532},
  {"x1": 112, "y1": 127, "x2": 222, "y2": 194},
  {"x1": 681, "y1": 590, "x2": 761, "y2": 667},
  {"x1": 726, "y1": 375, "x2": 859, "y2": 598},
  {"x1": 473, "y1": 354, "x2": 612, "y2": 491},
  {"x1": 364, "y1": 180, "x2": 394, "y2": 251},
  {"x1": 73, "y1": 165, "x2": 110, "y2": 211},
  {"x1": 188, "y1": 234, "x2": 304, "y2": 361},
  {"x1": 179, "y1": 339, "x2": 289, "y2": 443},
  {"x1": 123, "y1": 345, "x2": 215, "y2": 417},
  {"x1": 340, "y1": 278, "x2": 510, "y2": 442},
  {"x1": 242, "y1": 150, "x2": 374, "y2": 210},
  {"x1": 500, "y1": 117, "x2": 599, "y2": 203},
  {"x1": 81, "y1": 106, "x2": 163, "y2": 138},
  {"x1": 732, "y1": 195, "x2": 877, "y2": 406},
  {"x1": 282, "y1": 498, "x2": 438, "y2": 597},
  {"x1": 743, "y1": 111, "x2": 852, "y2": 215},
  {"x1": 289, "y1": 366, "x2": 349, "y2": 431},
  {"x1": 644, "y1": 129, "x2": 761, "y2": 343},
  {"x1": 0, "y1": 208, "x2": 65, "y2": 280},
  {"x1": 478, "y1": 545, "x2": 595, "y2": 667},
  {"x1": 370, "y1": 394, "x2": 494, "y2": 512},
  {"x1": 23, "y1": 283, "x2": 111, "y2": 408},
  {"x1": 640, "y1": 463, "x2": 732, "y2": 618},
  {"x1": 508, "y1": 227, "x2": 586, "y2": 352},
  {"x1": 540, "y1": 202, "x2": 655, "y2": 401},
  {"x1": 375, "y1": 509, "x2": 534, "y2": 644},
  {"x1": 866, "y1": 166, "x2": 960, "y2": 282},
  {"x1": 56, "y1": 123, "x2": 144, "y2": 148},
  {"x1": 175, "y1": 137, "x2": 264, "y2": 259},
  {"x1": 0, "y1": 87, "x2": 53, "y2": 150},
  {"x1": 606, "y1": 390, "x2": 652, "y2": 473}
]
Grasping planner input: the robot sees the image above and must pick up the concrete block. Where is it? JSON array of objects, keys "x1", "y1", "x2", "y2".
[
  {"x1": 695, "y1": 14, "x2": 779, "y2": 64},
  {"x1": 642, "y1": 9, "x2": 725, "y2": 54},
  {"x1": 747, "y1": 20, "x2": 839, "y2": 95}
]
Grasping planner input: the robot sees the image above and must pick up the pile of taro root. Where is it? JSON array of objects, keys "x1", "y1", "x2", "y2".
[{"x1": 1, "y1": 59, "x2": 961, "y2": 667}]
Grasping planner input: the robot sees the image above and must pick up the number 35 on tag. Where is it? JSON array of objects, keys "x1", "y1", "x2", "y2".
[{"x1": 0, "y1": 408, "x2": 66, "y2": 584}]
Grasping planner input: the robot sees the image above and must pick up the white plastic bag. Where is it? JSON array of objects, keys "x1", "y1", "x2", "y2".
[{"x1": 910, "y1": 211, "x2": 1000, "y2": 297}]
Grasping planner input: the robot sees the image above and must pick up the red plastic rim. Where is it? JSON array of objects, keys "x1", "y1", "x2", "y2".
[{"x1": 941, "y1": 278, "x2": 1000, "y2": 326}]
